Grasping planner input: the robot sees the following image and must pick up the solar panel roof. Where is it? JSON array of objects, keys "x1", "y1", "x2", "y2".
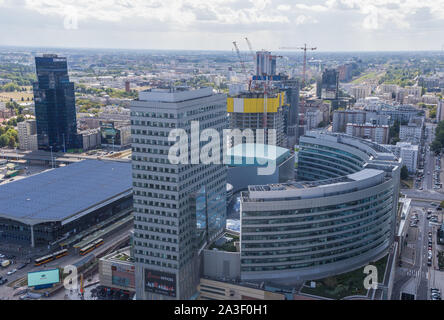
[{"x1": 0, "y1": 160, "x2": 132, "y2": 225}]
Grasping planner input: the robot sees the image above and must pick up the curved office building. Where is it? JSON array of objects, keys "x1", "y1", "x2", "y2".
[{"x1": 240, "y1": 132, "x2": 401, "y2": 282}]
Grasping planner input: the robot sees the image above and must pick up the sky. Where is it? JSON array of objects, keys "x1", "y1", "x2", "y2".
[{"x1": 1, "y1": 0, "x2": 444, "y2": 52}]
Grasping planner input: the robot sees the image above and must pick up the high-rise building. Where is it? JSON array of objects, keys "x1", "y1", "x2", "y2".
[
  {"x1": 17, "y1": 120, "x2": 38, "y2": 151},
  {"x1": 33, "y1": 54, "x2": 78, "y2": 152},
  {"x1": 319, "y1": 68, "x2": 339, "y2": 100},
  {"x1": 227, "y1": 90, "x2": 287, "y2": 147},
  {"x1": 131, "y1": 87, "x2": 227, "y2": 300},
  {"x1": 256, "y1": 51, "x2": 277, "y2": 78},
  {"x1": 437, "y1": 99, "x2": 444, "y2": 122}
]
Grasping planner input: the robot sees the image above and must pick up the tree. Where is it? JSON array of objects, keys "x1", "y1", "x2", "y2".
[
  {"x1": 0, "y1": 135, "x2": 9, "y2": 148},
  {"x1": 400, "y1": 165, "x2": 409, "y2": 180}
]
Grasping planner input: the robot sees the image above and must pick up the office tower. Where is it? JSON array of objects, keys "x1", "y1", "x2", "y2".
[
  {"x1": 282, "y1": 79, "x2": 300, "y2": 147},
  {"x1": 33, "y1": 54, "x2": 78, "y2": 152},
  {"x1": 131, "y1": 87, "x2": 227, "y2": 300},
  {"x1": 256, "y1": 51, "x2": 277, "y2": 78},
  {"x1": 319, "y1": 68, "x2": 339, "y2": 100}
]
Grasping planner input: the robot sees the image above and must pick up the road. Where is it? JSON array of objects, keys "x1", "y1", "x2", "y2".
[{"x1": 0, "y1": 223, "x2": 132, "y2": 300}]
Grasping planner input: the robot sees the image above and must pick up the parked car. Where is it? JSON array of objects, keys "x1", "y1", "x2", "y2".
[{"x1": 7, "y1": 268, "x2": 17, "y2": 275}]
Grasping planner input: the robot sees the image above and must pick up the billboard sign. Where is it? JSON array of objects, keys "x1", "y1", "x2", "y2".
[
  {"x1": 111, "y1": 264, "x2": 135, "y2": 289},
  {"x1": 28, "y1": 269, "x2": 60, "y2": 287},
  {"x1": 145, "y1": 269, "x2": 176, "y2": 297}
]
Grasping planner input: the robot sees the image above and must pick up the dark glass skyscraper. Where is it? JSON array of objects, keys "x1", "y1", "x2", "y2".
[{"x1": 33, "y1": 54, "x2": 78, "y2": 152}]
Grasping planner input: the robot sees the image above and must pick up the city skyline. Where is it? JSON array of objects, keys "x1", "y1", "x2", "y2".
[{"x1": 1, "y1": 0, "x2": 444, "y2": 52}]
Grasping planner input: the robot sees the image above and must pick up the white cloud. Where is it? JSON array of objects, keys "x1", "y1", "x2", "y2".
[{"x1": 1, "y1": 0, "x2": 444, "y2": 50}]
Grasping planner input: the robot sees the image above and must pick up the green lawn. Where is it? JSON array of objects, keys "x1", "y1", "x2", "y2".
[{"x1": 300, "y1": 254, "x2": 388, "y2": 300}]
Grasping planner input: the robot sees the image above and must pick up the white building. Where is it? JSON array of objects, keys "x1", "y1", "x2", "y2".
[
  {"x1": 305, "y1": 109, "x2": 323, "y2": 130},
  {"x1": 399, "y1": 117, "x2": 424, "y2": 145},
  {"x1": 345, "y1": 123, "x2": 389, "y2": 144},
  {"x1": 383, "y1": 142, "x2": 418, "y2": 174},
  {"x1": 350, "y1": 85, "x2": 371, "y2": 100},
  {"x1": 17, "y1": 120, "x2": 38, "y2": 151}
]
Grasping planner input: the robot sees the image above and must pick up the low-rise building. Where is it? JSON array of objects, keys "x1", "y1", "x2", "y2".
[
  {"x1": 99, "y1": 247, "x2": 135, "y2": 293},
  {"x1": 345, "y1": 123, "x2": 389, "y2": 144}
]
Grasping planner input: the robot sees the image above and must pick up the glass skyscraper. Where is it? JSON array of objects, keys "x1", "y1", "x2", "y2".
[{"x1": 33, "y1": 54, "x2": 78, "y2": 152}]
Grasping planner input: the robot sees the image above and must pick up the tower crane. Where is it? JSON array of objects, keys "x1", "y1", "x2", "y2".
[
  {"x1": 279, "y1": 44, "x2": 317, "y2": 87},
  {"x1": 245, "y1": 37, "x2": 256, "y2": 64},
  {"x1": 232, "y1": 41, "x2": 247, "y2": 77}
]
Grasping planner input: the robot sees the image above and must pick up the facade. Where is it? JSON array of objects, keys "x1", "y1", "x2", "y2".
[
  {"x1": 351, "y1": 85, "x2": 372, "y2": 100},
  {"x1": 17, "y1": 120, "x2": 38, "y2": 151},
  {"x1": 376, "y1": 105, "x2": 423, "y2": 124},
  {"x1": 338, "y1": 63, "x2": 353, "y2": 82},
  {"x1": 239, "y1": 132, "x2": 401, "y2": 283},
  {"x1": 345, "y1": 123, "x2": 390, "y2": 144},
  {"x1": 131, "y1": 87, "x2": 227, "y2": 300},
  {"x1": 399, "y1": 117, "x2": 424, "y2": 145},
  {"x1": 79, "y1": 129, "x2": 101, "y2": 151},
  {"x1": 99, "y1": 247, "x2": 135, "y2": 293},
  {"x1": 255, "y1": 51, "x2": 277, "y2": 77},
  {"x1": 438, "y1": 99, "x2": 444, "y2": 122},
  {"x1": 226, "y1": 143, "x2": 295, "y2": 193},
  {"x1": 320, "y1": 68, "x2": 339, "y2": 100},
  {"x1": 305, "y1": 108, "x2": 323, "y2": 131},
  {"x1": 282, "y1": 81, "x2": 300, "y2": 148},
  {"x1": 100, "y1": 121, "x2": 131, "y2": 149},
  {"x1": 198, "y1": 278, "x2": 285, "y2": 300},
  {"x1": 33, "y1": 54, "x2": 79, "y2": 152},
  {"x1": 227, "y1": 91, "x2": 287, "y2": 147},
  {"x1": 332, "y1": 110, "x2": 366, "y2": 132},
  {"x1": 383, "y1": 142, "x2": 419, "y2": 174}
]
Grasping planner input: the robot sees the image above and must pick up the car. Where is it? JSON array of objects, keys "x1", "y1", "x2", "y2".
[
  {"x1": 0, "y1": 278, "x2": 8, "y2": 285},
  {"x1": 0, "y1": 254, "x2": 5, "y2": 258},
  {"x1": 428, "y1": 260, "x2": 433, "y2": 266},
  {"x1": 7, "y1": 268, "x2": 17, "y2": 275}
]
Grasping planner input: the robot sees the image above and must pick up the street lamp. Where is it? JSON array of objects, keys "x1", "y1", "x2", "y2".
[{"x1": 49, "y1": 146, "x2": 54, "y2": 169}]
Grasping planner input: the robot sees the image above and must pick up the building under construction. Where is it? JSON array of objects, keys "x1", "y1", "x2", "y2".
[
  {"x1": 229, "y1": 41, "x2": 300, "y2": 148},
  {"x1": 227, "y1": 90, "x2": 287, "y2": 147}
]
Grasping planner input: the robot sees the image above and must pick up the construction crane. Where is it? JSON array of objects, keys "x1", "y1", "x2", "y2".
[
  {"x1": 245, "y1": 37, "x2": 256, "y2": 63},
  {"x1": 280, "y1": 44, "x2": 317, "y2": 87},
  {"x1": 233, "y1": 41, "x2": 247, "y2": 77}
]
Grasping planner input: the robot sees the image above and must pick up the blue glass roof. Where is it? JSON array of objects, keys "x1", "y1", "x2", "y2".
[{"x1": 0, "y1": 160, "x2": 132, "y2": 225}]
